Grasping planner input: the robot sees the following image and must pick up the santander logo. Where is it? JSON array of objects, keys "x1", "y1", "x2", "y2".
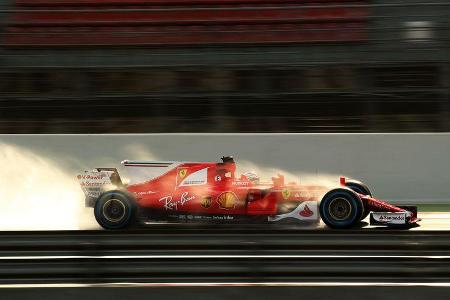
[{"x1": 299, "y1": 204, "x2": 314, "y2": 217}]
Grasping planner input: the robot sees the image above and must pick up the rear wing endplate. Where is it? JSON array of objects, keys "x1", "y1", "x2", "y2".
[{"x1": 77, "y1": 168, "x2": 123, "y2": 207}]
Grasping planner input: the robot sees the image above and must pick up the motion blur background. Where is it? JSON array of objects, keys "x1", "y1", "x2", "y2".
[
  {"x1": 0, "y1": 0, "x2": 448, "y2": 134},
  {"x1": 0, "y1": 3, "x2": 450, "y2": 298}
]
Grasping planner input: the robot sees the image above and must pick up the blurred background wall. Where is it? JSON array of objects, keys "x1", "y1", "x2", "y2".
[{"x1": 0, "y1": 0, "x2": 448, "y2": 133}]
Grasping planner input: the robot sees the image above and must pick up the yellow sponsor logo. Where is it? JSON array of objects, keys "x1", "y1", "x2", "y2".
[
  {"x1": 201, "y1": 197, "x2": 212, "y2": 209},
  {"x1": 282, "y1": 189, "x2": 291, "y2": 200},
  {"x1": 178, "y1": 168, "x2": 187, "y2": 178},
  {"x1": 217, "y1": 192, "x2": 239, "y2": 209}
]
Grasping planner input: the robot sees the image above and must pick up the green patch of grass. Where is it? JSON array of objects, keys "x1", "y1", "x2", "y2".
[{"x1": 416, "y1": 204, "x2": 450, "y2": 212}]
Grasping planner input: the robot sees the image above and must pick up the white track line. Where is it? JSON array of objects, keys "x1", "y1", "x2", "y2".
[
  {"x1": 0, "y1": 255, "x2": 449, "y2": 260},
  {"x1": 4, "y1": 133, "x2": 450, "y2": 136},
  {"x1": 2, "y1": 282, "x2": 450, "y2": 288}
]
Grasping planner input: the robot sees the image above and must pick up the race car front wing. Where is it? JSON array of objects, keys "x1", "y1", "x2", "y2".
[{"x1": 364, "y1": 195, "x2": 420, "y2": 226}]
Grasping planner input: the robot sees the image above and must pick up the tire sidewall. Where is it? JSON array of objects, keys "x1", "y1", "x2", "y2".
[
  {"x1": 319, "y1": 189, "x2": 363, "y2": 229},
  {"x1": 345, "y1": 181, "x2": 372, "y2": 197},
  {"x1": 345, "y1": 181, "x2": 372, "y2": 220},
  {"x1": 94, "y1": 190, "x2": 135, "y2": 229}
]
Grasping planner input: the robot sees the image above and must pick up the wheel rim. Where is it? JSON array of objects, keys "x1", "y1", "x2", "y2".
[
  {"x1": 102, "y1": 199, "x2": 126, "y2": 223},
  {"x1": 328, "y1": 197, "x2": 352, "y2": 220}
]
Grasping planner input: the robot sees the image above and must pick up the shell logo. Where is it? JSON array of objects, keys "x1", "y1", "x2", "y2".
[{"x1": 217, "y1": 192, "x2": 239, "y2": 209}]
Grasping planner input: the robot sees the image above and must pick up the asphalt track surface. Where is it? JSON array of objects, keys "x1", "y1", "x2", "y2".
[
  {"x1": 2, "y1": 212, "x2": 450, "y2": 299},
  {"x1": 408, "y1": 212, "x2": 450, "y2": 231}
]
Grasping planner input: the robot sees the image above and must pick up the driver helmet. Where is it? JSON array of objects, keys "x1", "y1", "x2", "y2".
[{"x1": 243, "y1": 171, "x2": 259, "y2": 184}]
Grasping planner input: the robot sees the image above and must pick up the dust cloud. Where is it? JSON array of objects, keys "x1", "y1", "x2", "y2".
[
  {"x1": 0, "y1": 143, "x2": 344, "y2": 231},
  {"x1": 123, "y1": 144, "x2": 158, "y2": 161},
  {"x1": 0, "y1": 143, "x2": 98, "y2": 230},
  {"x1": 237, "y1": 160, "x2": 341, "y2": 189}
]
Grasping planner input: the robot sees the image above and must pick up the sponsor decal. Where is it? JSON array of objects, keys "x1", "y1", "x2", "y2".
[
  {"x1": 80, "y1": 182, "x2": 108, "y2": 187},
  {"x1": 78, "y1": 174, "x2": 108, "y2": 180},
  {"x1": 214, "y1": 175, "x2": 222, "y2": 182},
  {"x1": 201, "y1": 197, "x2": 212, "y2": 209},
  {"x1": 269, "y1": 201, "x2": 318, "y2": 222},
  {"x1": 232, "y1": 181, "x2": 250, "y2": 186},
  {"x1": 378, "y1": 214, "x2": 405, "y2": 221},
  {"x1": 217, "y1": 191, "x2": 239, "y2": 209},
  {"x1": 159, "y1": 192, "x2": 195, "y2": 210},
  {"x1": 85, "y1": 190, "x2": 102, "y2": 198},
  {"x1": 135, "y1": 191, "x2": 157, "y2": 196},
  {"x1": 299, "y1": 204, "x2": 314, "y2": 217},
  {"x1": 372, "y1": 212, "x2": 407, "y2": 224},
  {"x1": 282, "y1": 189, "x2": 291, "y2": 200},
  {"x1": 178, "y1": 168, "x2": 187, "y2": 179},
  {"x1": 213, "y1": 215, "x2": 234, "y2": 220},
  {"x1": 179, "y1": 168, "x2": 208, "y2": 186},
  {"x1": 177, "y1": 215, "x2": 234, "y2": 221},
  {"x1": 78, "y1": 172, "x2": 113, "y2": 198}
]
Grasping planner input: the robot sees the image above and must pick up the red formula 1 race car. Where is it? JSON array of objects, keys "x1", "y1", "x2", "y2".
[{"x1": 78, "y1": 156, "x2": 420, "y2": 229}]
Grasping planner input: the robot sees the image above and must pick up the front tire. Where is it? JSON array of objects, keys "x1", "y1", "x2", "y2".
[
  {"x1": 345, "y1": 179, "x2": 372, "y2": 220},
  {"x1": 319, "y1": 188, "x2": 363, "y2": 229},
  {"x1": 94, "y1": 190, "x2": 136, "y2": 229}
]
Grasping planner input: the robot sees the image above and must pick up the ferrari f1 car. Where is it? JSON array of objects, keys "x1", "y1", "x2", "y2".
[{"x1": 78, "y1": 156, "x2": 419, "y2": 229}]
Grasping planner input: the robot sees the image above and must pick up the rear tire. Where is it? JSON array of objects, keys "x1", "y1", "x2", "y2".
[
  {"x1": 319, "y1": 188, "x2": 363, "y2": 229},
  {"x1": 345, "y1": 180, "x2": 372, "y2": 220},
  {"x1": 94, "y1": 190, "x2": 136, "y2": 230}
]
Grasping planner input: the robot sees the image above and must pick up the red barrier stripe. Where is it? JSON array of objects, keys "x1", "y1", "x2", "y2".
[
  {"x1": 4, "y1": 23, "x2": 367, "y2": 46},
  {"x1": 10, "y1": 8, "x2": 368, "y2": 26},
  {"x1": 8, "y1": 0, "x2": 368, "y2": 46},
  {"x1": 15, "y1": 0, "x2": 367, "y2": 7},
  {"x1": 6, "y1": 22, "x2": 366, "y2": 32}
]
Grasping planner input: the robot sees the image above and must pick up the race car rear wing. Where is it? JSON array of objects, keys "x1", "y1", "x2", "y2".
[
  {"x1": 95, "y1": 168, "x2": 123, "y2": 187},
  {"x1": 77, "y1": 168, "x2": 123, "y2": 207}
]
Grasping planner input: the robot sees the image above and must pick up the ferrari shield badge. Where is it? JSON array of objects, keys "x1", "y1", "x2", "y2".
[
  {"x1": 282, "y1": 189, "x2": 290, "y2": 200},
  {"x1": 178, "y1": 168, "x2": 187, "y2": 179}
]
